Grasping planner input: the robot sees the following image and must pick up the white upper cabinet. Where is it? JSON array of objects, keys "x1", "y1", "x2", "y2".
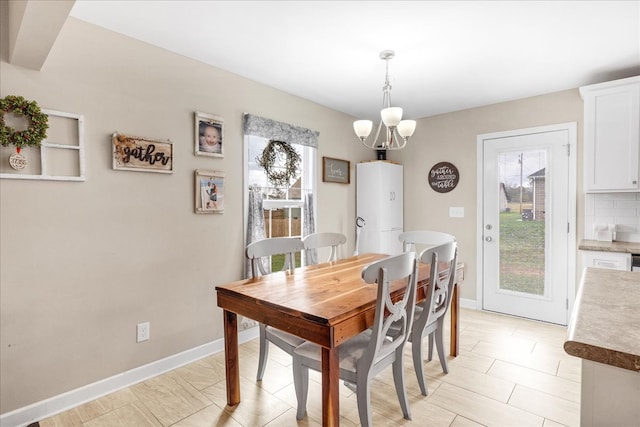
[{"x1": 580, "y1": 76, "x2": 640, "y2": 192}]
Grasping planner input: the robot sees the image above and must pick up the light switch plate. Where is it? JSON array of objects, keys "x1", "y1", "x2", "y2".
[{"x1": 449, "y1": 207, "x2": 464, "y2": 218}]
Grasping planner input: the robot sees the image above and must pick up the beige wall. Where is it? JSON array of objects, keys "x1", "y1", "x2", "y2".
[
  {"x1": 0, "y1": 16, "x2": 370, "y2": 413},
  {"x1": 0, "y1": 10, "x2": 586, "y2": 416}
]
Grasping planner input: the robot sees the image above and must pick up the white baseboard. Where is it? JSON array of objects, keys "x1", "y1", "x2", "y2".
[
  {"x1": 460, "y1": 297, "x2": 477, "y2": 309},
  {"x1": 0, "y1": 327, "x2": 259, "y2": 427}
]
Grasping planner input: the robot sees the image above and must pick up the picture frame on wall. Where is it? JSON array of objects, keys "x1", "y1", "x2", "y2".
[
  {"x1": 112, "y1": 132, "x2": 173, "y2": 173},
  {"x1": 322, "y1": 156, "x2": 350, "y2": 184},
  {"x1": 195, "y1": 112, "x2": 224, "y2": 158},
  {"x1": 195, "y1": 170, "x2": 225, "y2": 213}
]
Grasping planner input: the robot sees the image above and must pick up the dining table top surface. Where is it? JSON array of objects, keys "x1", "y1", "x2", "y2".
[{"x1": 215, "y1": 253, "x2": 461, "y2": 328}]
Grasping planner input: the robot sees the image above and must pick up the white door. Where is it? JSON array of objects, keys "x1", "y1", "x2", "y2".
[{"x1": 478, "y1": 124, "x2": 576, "y2": 325}]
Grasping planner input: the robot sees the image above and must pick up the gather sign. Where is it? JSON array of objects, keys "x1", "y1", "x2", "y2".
[
  {"x1": 112, "y1": 133, "x2": 173, "y2": 173},
  {"x1": 428, "y1": 162, "x2": 459, "y2": 193}
]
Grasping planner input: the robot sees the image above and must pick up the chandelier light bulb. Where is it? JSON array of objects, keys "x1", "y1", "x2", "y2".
[
  {"x1": 353, "y1": 120, "x2": 373, "y2": 139},
  {"x1": 397, "y1": 120, "x2": 416, "y2": 138},
  {"x1": 381, "y1": 107, "x2": 403, "y2": 127}
]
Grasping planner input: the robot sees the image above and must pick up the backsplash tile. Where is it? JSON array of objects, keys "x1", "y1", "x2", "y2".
[{"x1": 585, "y1": 193, "x2": 640, "y2": 242}]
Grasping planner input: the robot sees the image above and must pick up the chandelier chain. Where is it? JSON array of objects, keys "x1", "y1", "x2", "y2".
[{"x1": 383, "y1": 57, "x2": 392, "y2": 108}]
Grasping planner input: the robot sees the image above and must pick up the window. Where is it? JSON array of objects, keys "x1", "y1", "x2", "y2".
[
  {"x1": 242, "y1": 114, "x2": 319, "y2": 273},
  {"x1": 244, "y1": 135, "x2": 316, "y2": 268},
  {"x1": 247, "y1": 135, "x2": 315, "y2": 235}
]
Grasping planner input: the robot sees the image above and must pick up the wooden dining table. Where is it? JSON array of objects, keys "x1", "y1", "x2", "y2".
[{"x1": 215, "y1": 253, "x2": 464, "y2": 426}]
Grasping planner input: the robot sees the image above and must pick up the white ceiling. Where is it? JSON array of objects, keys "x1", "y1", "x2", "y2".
[{"x1": 69, "y1": 1, "x2": 640, "y2": 120}]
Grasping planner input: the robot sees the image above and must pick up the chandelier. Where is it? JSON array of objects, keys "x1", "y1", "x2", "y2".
[{"x1": 353, "y1": 50, "x2": 416, "y2": 150}]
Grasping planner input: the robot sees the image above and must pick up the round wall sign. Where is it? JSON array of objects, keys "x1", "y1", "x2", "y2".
[
  {"x1": 428, "y1": 162, "x2": 459, "y2": 193},
  {"x1": 8, "y1": 152, "x2": 27, "y2": 170}
]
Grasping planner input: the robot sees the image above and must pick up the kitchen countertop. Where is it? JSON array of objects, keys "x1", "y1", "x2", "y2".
[
  {"x1": 564, "y1": 267, "x2": 640, "y2": 371},
  {"x1": 578, "y1": 239, "x2": 640, "y2": 253}
]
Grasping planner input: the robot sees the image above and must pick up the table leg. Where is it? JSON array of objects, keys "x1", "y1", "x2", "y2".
[
  {"x1": 450, "y1": 283, "x2": 460, "y2": 357},
  {"x1": 321, "y1": 346, "x2": 340, "y2": 426},
  {"x1": 223, "y1": 309, "x2": 240, "y2": 406}
]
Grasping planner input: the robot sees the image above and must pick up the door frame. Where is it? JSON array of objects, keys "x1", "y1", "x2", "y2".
[{"x1": 476, "y1": 122, "x2": 578, "y2": 319}]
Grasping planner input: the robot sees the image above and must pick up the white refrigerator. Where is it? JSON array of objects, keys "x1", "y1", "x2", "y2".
[{"x1": 356, "y1": 161, "x2": 404, "y2": 255}]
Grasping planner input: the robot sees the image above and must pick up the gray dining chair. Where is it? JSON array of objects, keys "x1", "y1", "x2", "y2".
[
  {"x1": 301, "y1": 232, "x2": 347, "y2": 265},
  {"x1": 392, "y1": 240, "x2": 458, "y2": 396},
  {"x1": 246, "y1": 236, "x2": 306, "y2": 380},
  {"x1": 292, "y1": 251, "x2": 418, "y2": 426},
  {"x1": 398, "y1": 230, "x2": 456, "y2": 253}
]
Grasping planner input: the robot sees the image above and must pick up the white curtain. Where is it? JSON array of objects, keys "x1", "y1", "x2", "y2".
[
  {"x1": 303, "y1": 192, "x2": 317, "y2": 265},
  {"x1": 245, "y1": 186, "x2": 267, "y2": 278}
]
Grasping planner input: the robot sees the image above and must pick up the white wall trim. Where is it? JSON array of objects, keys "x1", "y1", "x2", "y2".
[
  {"x1": 476, "y1": 136, "x2": 485, "y2": 311},
  {"x1": 0, "y1": 327, "x2": 259, "y2": 427},
  {"x1": 460, "y1": 297, "x2": 477, "y2": 310}
]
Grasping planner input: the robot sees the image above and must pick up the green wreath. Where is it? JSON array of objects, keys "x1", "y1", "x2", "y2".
[
  {"x1": 256, "y1": 139, "x2": 301, "y2": 188},
  {"x1": 0, "y1": 95, "x2": 49, "y2": 149}
]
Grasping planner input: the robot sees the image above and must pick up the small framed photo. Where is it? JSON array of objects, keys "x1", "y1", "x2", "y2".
[
  {"x1": 195, "y1": 112, "x2": 224, "y2": 158},
  {"x1": 322, "y1": 157, "x2": 350, "y2": 184},
  {"x1": 195, "y1": 170, "x2": 225, "y2": 213}
]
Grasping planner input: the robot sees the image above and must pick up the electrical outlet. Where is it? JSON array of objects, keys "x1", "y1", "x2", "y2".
[
  {"x1": 137, "y1": 322, "x2": 150, "y2": 342},
  {"x1": 241, "y1": 317, "x2": 257, "y2": 329}
]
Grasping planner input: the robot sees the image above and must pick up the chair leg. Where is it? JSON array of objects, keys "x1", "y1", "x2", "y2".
[
  {"x1": 427, "y1": 331, "x2": 435, "y2": 361},
  {"x1": 355, "y1": 374, "x2": 373, "y2": 427},
  {"x1": 256, "y1": 323, "x2": 269, "y2": 381},
  {"x1": 392, "y1": 348, "x2": 412, "y2": 420},
  {"x1": 412, "y1": 330, "x2": 428, "y2": 396},
  {"x1": 292, "y1": 353, "x2": 309, "y2": 420},
  {"x1": 435, "y1": 325, "x2": 449, "y2": 374}
]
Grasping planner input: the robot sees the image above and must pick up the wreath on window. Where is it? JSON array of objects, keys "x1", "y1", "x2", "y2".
[
  {"x1": 0, "y1": 95, "x2": 49, "y2": 149},
  {"x1": 256, "y1": 139, "x2": 301, "y2": 188}
]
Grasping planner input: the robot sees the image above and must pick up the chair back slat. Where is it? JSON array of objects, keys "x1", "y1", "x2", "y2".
[
  {"x1": 399, "y1": 230, "x2": 455, "y2": 253},
  {"x1": 246, "y1": 237, "x2": 304, "y2": 277},
  {"x1": 302, "y1": 232, "x2": 347, "y2": 265}
]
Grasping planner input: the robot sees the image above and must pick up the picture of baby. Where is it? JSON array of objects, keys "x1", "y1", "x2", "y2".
[
  {"x1": 195, "y1": 112, "x2": 224, "y2": 158},
  {"x1": 198, "y1": 121, "x2": 222, "y2": 154}
]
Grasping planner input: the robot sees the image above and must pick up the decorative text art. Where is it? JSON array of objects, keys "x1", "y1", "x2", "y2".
[
  {"x1": 428, "y1": 162, "x2": 459, "y2": 193},
  {"x1": 112, "y1": 133, "x2": 173, "y2": 173}
]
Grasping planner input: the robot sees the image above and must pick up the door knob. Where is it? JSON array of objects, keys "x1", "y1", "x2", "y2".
[{"x1": 485, "y1": 236, "x2": 493, "y2": 242}]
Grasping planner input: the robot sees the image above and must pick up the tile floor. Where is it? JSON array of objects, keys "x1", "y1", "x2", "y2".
[{"x1": 39, "y1": 308, "x2": 581, "y2": 426}]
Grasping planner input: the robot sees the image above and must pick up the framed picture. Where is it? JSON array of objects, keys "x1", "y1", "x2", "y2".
[
  {"x1": 112, "y1": 133, "x2": 173, "y2": 173},
  {"x1": 195, "y1": 111, "x2": 224, "y2": 158},
  {"x1": 195, "y1": 170, "x2": 225, "y2": 214},
  {"x1": 322, "y1": 157, "x2": 350, "y2": 184}
]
